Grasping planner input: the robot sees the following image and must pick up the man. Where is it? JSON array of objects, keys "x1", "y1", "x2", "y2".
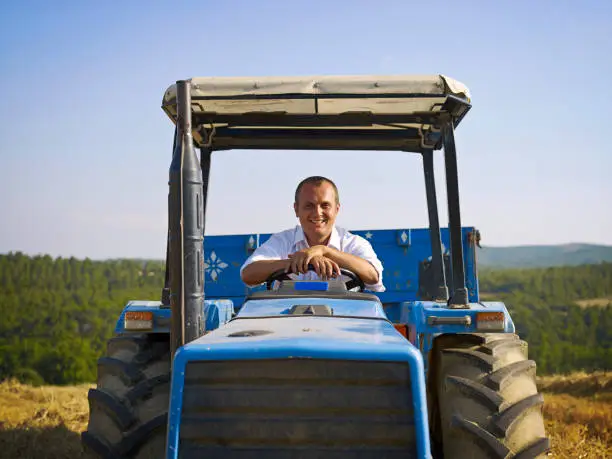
[{"x1": 240, "y1": 176, "x2": 385, "y2": 292}]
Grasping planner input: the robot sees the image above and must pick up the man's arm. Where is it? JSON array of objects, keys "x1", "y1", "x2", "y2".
[
  {"x1": 322, "y1": 247, "x2": 379, "y2": 285},
  {"x1": 240, "y1": 259, "x2": 291, "y2": 286},
  {"x1": 244, "y1": 255, "x2": 342, "y2": 285},
  {"x1": 240, "y1": 233, "x2": 290, "y2": 287},
  {"x1": 288, "y1": 245, "x2": 379, "y2": 285}
]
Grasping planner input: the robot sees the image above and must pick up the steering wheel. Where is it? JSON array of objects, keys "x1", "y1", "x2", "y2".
[{"x1": 265, "y1": 264, "x2": 366, "y2": 292}]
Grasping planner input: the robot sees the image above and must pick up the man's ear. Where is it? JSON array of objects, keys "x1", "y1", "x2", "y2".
[{"x1": 293, "y1": 202, "x2": 298, "y2": 217}]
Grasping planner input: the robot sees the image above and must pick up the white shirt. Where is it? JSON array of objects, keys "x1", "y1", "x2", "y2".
[{"x1": 240, "y1": 225, "x2": 385, "y2": 292}]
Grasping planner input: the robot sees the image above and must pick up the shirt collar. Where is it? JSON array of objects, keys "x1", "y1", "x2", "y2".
[{"x1": 294, "y1": 225, "x2": 341, "y2": 250}]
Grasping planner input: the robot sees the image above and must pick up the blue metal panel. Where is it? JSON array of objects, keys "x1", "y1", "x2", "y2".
[
  {"x1": 400, "y1": 300, "x2": 515, "y2": 371},
  {"x1": 350, "y1": 227, "x2": 479, "y2": 303},
  {"x1": 114, "y1": 299, "x2": 234, "y2": 334},
  {"x1": 202, "y1": 227, "x2": 480, "y2": 310},
  {"x1": 200, "y1": 234, "x2": 255, "y2": 298},
  {"x1": 202, "y1": 300, "x2": 235, "y2": 331},
  {"x1": 166, "y1": 316, "x2": 431, "y2": 459},
  {"x1": 382, "y1": 302, "x2": 402, "y2": 323}
]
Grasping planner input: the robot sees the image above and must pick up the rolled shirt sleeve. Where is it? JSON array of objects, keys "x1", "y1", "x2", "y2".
[
  {"x1": 344, "y1": 234, "x2": 385, "y2": 292},
  {"x1": 239, "y1": 233, "x2": 286, "y2": 287}
]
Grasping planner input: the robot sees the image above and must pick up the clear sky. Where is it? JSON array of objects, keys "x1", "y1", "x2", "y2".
[{"x1": 1, "y1": 0, "x2": 610, "y2": 260}]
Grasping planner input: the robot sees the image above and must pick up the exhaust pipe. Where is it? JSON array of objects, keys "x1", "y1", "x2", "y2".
[{"x1": 168, "y1": 80, "x2": 204, "y2": 355}]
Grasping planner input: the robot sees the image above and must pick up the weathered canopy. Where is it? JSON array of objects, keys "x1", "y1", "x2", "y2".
[{"x1": 162, "y1": 74, "x2": 471, "y2": 152}]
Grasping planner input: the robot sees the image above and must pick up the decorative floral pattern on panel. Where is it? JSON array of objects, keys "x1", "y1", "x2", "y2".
[{"x1": 204, "y1": 251, "x2": 228, "y2": 281}]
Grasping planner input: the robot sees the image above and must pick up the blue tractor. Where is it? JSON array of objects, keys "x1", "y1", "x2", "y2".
[{"x1": 82, "y1": 75, "x2": 550, "y2": 458}]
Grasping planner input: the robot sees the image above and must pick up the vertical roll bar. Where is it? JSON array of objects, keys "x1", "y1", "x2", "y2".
[
  {"x1": 442, "y1": 121, "x2": 468, "y2": 306},
  {"x1": 422, "y1": 150, "x2": 449, "y2": 301}
]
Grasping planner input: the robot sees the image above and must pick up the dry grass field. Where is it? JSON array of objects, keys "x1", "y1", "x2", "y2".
[
  {"x1": 574, "y1": 297, "x2": 612, "y2": 308},
  {"x1": 0, "y1": 372, "x2": 610, "y2": 458},
  {"x1": 0, "y1": 380, "x2": 90, "y2": 458}
]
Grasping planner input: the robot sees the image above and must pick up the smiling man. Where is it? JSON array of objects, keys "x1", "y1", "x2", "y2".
[{"x1": 240, "y1": 176, "x2": 385, "y2": 292}]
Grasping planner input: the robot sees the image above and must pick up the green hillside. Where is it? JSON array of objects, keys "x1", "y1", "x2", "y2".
[
  {"x1": 0, "y1": 253, "x2": 165, "y2": 385},
  {"x1": 477, "y1": 243, "x2": 612, "y2": 268},
  {"x1": 479, "y1": 263, "x2": 612, "y2": 373},
  {"x1": 0, "y1": 252, "x2": 610, "y2": 385}
]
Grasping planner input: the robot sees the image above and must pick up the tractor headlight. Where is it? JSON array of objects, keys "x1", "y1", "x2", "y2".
[
  {"x1": 476, "y1": 312, "x2": 505, "y2": 331},
  {"x1": 124, "y1": 311, "x2": 154, "y2": 330}
]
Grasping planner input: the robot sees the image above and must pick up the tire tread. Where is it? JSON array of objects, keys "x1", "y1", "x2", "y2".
[
  {"x1": 486, "y1": 360, "x2": 536, "y2": 392},
  {"x1": 492, "y1": 393, "x2": 544, "y2": 437},
  {"x1": 88, "y1": 388, "x2": 136, "y2": 430},
  {"x1": 451, "y1": 415, "x2": 511, "y2": 459},
  {"x1": 82, "y1": 334, "x2": 170, "y2": 459},
  {"x1": 433, "y1": 333, "x2": 550, "y2": 459},
  {"x1": 446, "y1": 376, "x2": 505, "y2": 412}
]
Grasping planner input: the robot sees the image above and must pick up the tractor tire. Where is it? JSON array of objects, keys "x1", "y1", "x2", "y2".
[
  {"x1": 82, "y1": 333, "x2": 171, "y2": 459},
  {"x1": 430, "y1": 333, "x2": 550, "y2": 459}
]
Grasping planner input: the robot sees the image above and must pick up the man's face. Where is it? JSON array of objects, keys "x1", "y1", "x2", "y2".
[{"x1": 294, "y1": 182, "x2": 340, "y2": 244}]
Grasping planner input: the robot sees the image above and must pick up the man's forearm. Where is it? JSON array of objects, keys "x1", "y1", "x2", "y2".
[
  {"x1": 241, "y1": 259, "x2": 290, "y2": 286},
  {"x1": 322, "y1": 247, "x2": 379, "y2": 285}
]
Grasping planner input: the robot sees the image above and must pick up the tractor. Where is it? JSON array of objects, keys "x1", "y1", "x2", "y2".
[{"x1": 82, "y1": 75, "x2": 550, "y2": 458}]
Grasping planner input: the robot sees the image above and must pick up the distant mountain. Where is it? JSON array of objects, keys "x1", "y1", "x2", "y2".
[{"x1": 477, "y1": 243, "x2": 612, "y2": 269}]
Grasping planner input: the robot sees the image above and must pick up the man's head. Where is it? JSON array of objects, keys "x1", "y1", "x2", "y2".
[{"x1": 294, "y1": 176, "x2": 340, "y2": 245}]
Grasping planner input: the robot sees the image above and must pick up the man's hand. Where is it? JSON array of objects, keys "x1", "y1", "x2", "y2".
[
  {"x1": 288, "y1": 246, "x2": 340, "y2": 278},
  {"x1": 241, "y1": 259, "x2": 291, "y2": 286},
  {"x1": 323, "y1": 247, "x2": 380, "y2": 286},
  {"x1": 309, "y1": 255, "x2": 341, "y2": 279}
]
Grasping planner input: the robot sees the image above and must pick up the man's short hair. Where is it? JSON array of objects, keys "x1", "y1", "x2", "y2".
[{"x1": 294, "y1": 176, "x2": 340, "y2": 205}]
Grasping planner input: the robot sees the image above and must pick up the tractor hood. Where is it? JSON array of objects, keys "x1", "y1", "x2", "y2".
[
  {"x1": 167, "y1": 316, "x2": 431, "y2": 459},
  {"x1": 177, "y1": 315, "x2": 414, "y2": 361}
]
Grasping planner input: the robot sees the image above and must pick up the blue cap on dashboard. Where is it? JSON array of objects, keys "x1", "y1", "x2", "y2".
[{"x1": 294, "y1": 281, "x2": 329, "y2": 291}]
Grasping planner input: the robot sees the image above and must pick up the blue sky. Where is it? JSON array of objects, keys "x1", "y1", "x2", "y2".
[{"x1": 1, "y1": 0, "x2": 610, "y2": 259}]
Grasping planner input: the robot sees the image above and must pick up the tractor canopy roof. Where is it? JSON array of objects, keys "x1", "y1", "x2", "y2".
[{"x1": 162, "y1": 74, "x2": 471, "y2": 152}]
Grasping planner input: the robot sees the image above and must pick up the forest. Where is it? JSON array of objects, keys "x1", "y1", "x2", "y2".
[
  {"x1": 0, "y1": 252, "x2": 610, "y2": 385},
  {"x1": 479, "y1": 264, "x2": 612, "y2": 374}
]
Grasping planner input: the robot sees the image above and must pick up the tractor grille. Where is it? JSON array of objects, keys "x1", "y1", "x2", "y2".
[{"x1": 179, "y1": 359, "x2": 416, "y2": 458}]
